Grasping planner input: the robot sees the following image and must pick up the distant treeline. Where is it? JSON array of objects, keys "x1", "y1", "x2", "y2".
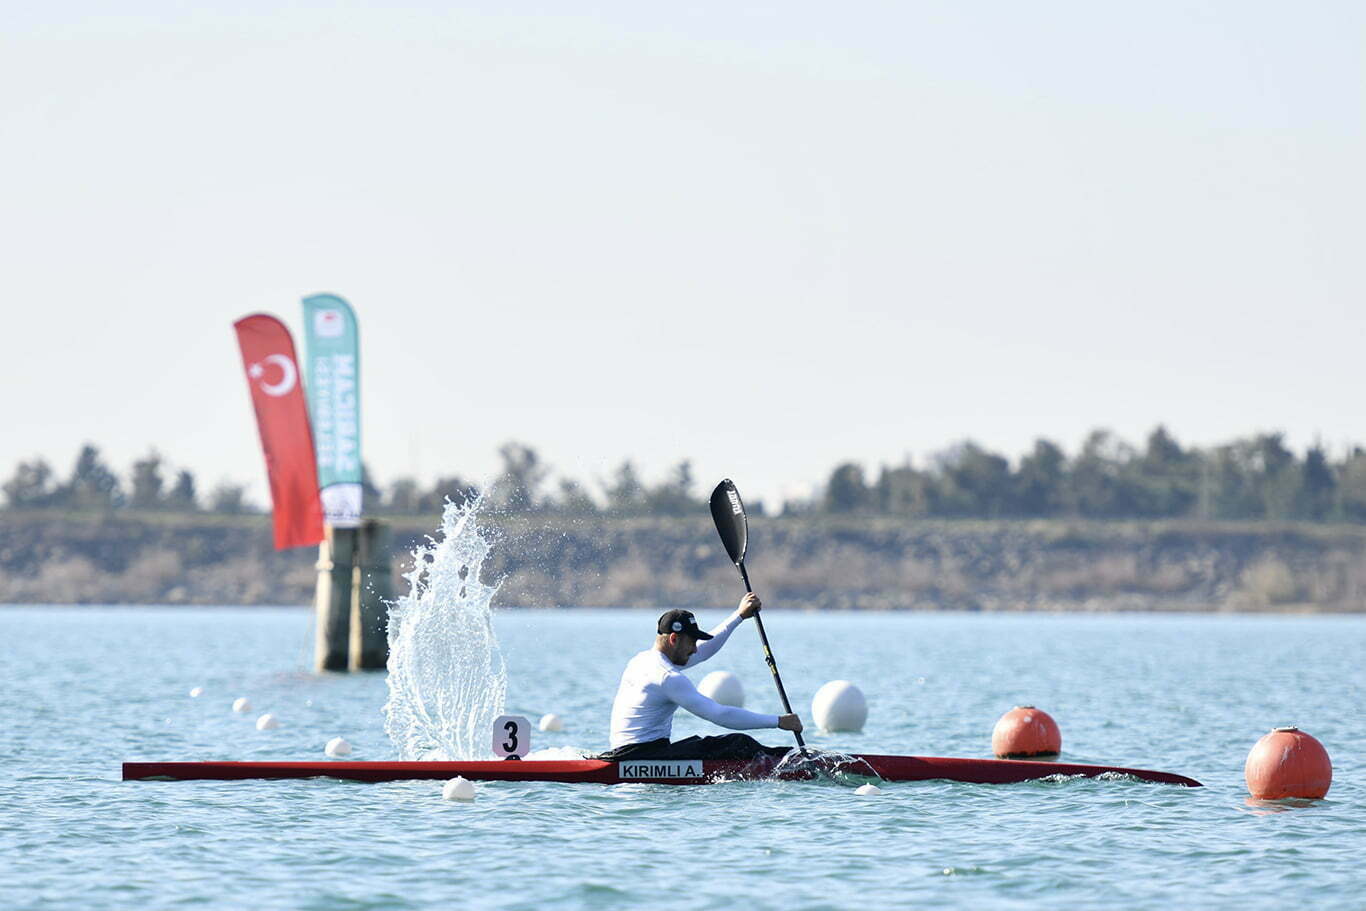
[
  {"x1": 814, "y1": 429, "x2": 1360, "y2": 521},
  {"x1": 6, "y1": 428, "x2": 1366, "y2": 522}
]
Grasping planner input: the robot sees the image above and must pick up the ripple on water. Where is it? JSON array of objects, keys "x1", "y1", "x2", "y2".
[{"x1": 2, "y1": 608, "x2": 1365, "y2": 911}]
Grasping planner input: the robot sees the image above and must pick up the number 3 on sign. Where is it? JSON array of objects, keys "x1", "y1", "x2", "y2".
[{"x1": 492, "y1": 715, "x2": 530, "y2": 758}]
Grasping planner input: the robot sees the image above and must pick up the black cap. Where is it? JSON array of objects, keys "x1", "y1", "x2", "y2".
[{"x1": 656, "y1": 609, "x2": 713, "y2": 640}]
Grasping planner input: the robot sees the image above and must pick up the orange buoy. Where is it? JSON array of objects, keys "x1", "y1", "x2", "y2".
[
  {"x1": 992, "y1": 705, "x2": 1061, "y2": 759},
  {"x1": 1244, "y1": 727, "x2": 1332, "y2": 800}
]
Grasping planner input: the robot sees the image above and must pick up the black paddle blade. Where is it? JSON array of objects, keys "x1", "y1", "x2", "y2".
[{"x1": 709, "y1": 479, "x2": 748, "y2": 566}]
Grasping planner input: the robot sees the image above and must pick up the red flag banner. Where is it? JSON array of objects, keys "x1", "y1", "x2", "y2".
[{"x1": 233, "y1": 314, "x2": 325, "y2": 550}]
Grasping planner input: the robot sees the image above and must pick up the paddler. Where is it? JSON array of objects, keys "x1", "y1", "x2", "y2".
[{"x1": 598, "y1": 593, "x2": 803, "y2": 762}]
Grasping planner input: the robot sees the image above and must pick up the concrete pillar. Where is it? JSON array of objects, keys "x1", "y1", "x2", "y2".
[
  {"x1": 350, "y1": 519, "x2": 393, "y2": 670},
  {"x1": 314, "y1": 525, "x2": 356, "y2": 672}
]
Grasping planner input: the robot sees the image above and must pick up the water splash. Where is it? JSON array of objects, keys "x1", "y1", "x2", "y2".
[
  {"x1": 771, "y1": 748, "x2": 885, "y2": 787},
  {"x1": 383, "y1": 496, "x2": 507, "y2": 760}
]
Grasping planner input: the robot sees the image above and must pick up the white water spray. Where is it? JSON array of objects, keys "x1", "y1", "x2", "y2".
[
  {"x1": 383, "y1": 497, "x2": 508, "y2": 760},
  {"x1": 771, "y1": 748, "x2": 885, "y2": 787}
]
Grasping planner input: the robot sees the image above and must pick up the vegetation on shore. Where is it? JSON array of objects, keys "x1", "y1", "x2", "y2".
[
  {"x1": 7, "y1": 428, "x2": 1366, "y2": 612},
  {"x1": 7, "y1": 427, "x2": 1366, "y2": 523},
  {"x1": 3, "y1": 511, "x2": 1363, "y2": 612}
]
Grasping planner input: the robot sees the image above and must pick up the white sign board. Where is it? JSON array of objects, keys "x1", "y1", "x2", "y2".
[
  {"x1": 618, "y1": 760, "x2": 704, "y2": 779},
  {"x1": 492, "y1": 715, "x2": 531, "y2": 758}
]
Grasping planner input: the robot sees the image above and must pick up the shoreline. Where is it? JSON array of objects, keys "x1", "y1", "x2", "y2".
[
  {"x1": 3, "y1": 602, "x2": 1363, "y2": 615},
  {"x1": 5, "y1": 512, "x2": 1366, "y2": 612}
]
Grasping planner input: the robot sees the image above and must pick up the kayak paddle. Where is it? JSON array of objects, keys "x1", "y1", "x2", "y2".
[{"x1": 709, "y1": 478, "x2": 807, "y2": 752}]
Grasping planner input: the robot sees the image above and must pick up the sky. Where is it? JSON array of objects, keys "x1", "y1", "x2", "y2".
[{"x1": 2, "y1": 1, "x2": 1363, "y2": 510}]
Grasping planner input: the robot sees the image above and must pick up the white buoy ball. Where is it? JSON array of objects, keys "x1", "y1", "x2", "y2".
[
  {"x1": 442, "y1": 777, "x2": 476, "y2": 801},
  {"x1": 232, "y1": 697, "x2": 252, "y2": 713},
  {"x1": 855, "y1": 784, "x2": 883, "y2": 796},
  {"x1": 698, "y1": 671, "x2": 746, "y2": 707},
  {"x1": 255, "y1": 713, "x2": 280, "y2": 730},
  {"x1": 812, "y1": 680, "x2": 867, "y2": 732},
  {"x1": 188, "y1": 687, "x2": 204, "y2": 698},
  {"x1": 538, "y1": 713, "x2": 564, "y2": 732},
  {"x1": 325, "y1": 737, "x2": 352, "y2": 758}
]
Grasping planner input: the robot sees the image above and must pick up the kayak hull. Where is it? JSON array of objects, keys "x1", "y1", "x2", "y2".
[{"x1": 123, "y1": 754, "x2": 1201, "y2": 787}]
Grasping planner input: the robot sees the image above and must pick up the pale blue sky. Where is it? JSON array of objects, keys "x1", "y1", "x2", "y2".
[{"x1": 2, "y1": 2, "x2": 1362, "y2": 508}]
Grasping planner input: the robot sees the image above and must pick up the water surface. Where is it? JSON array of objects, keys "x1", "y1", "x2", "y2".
[{"x1": 1, "y1": 607, "x2": 1362, "y2": 910}]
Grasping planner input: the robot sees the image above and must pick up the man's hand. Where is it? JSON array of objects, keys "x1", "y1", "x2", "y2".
[
  {"x1": 778, "y1": 713, "x2": 803, "y2": 733},
  {"x1": 738, "y1": 592, "x2": 762, "y2": 618}
]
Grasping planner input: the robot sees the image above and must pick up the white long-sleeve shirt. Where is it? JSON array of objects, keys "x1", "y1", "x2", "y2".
[{"x1": 608, "y1": 609, "x2": 780, "y2": 749}]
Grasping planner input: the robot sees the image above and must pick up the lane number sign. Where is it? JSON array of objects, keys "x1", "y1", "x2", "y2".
[{"x1": 492, "y1": 715, "x2": 531, "y2": 758}]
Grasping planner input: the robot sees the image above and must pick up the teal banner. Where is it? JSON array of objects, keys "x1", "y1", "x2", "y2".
[{"x1": 302, "y1": 293, "x2": 362, "y2": 526}]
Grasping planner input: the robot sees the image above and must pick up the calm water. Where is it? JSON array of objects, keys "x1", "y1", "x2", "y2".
[{"x1": 2, "y1": 606, "x2": 1363, "y2": 910}]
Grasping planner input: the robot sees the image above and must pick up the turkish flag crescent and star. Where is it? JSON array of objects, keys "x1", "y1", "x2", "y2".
[{"x1": 233, "y1": 314, "x2": 325, "y2": 549}]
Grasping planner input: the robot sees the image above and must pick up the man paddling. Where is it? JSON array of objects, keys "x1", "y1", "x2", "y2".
[{"x1": 599, "y1": 593, "x2": 803, "y2": 762}]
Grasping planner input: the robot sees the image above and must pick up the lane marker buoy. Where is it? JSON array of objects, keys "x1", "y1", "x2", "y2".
[
  {"x1": 538, "y1": 713, "x2": 564, "y2": 732},
  {"x1": 992, "y1": 706, "x2": 1061, "y2": 758},
  {"x1": 325, "y1": 737, "x2": 352, "y2": 758},
  {"x1": 854, "y1": 784, "x2": 883, "y2": 796},
  {"x1": 1245, "y1": 726, "x2": 1332, "y2": 800},
  {"x1": 232, "y1": 697, "x2": 252, "y2": 713},
  {"x1": 442, "y1": 777, "x2": 476, "y2": 801},
  {"x1": 812, "y1": 680, "x2": 867, "y2": 732},
  {"x1": 698, "y1": 671, "x2": 745, "y2": 707},
  {"x1": 256, "y1": 713, "x2": 280, "y2": 730},
  {"x1": 189, "y1": 687, "x2": 204, "y2": 698}
]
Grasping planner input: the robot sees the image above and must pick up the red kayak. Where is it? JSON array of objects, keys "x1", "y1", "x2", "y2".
[{"x1": 123, "y1": 754, "x2": 1201, "y2": 787}]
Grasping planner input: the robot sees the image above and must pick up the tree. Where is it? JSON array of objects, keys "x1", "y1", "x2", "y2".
[
  {"x1": 824, "y1": 462, "x2": 869, "y2": 513},
  {"x1": 1298, "y1": 445, "x2": 1335, "y2": 520},
  {"x1": 1251, "y1": 432, "x2": 1295, "y2": 477},
  {"x1": 64, "y1": 444, "x2": 122, "y2": 510},
  {"x1": 1141, "y1": 425, "x2": 1185, "y2": 471},
  {"x1": 938, "y1": 442, "x2": 1014, "y2": 517},
  {"x1": 492, "y1": 442, "x2": 547, "y2": 512},
  {"x1": 1066, "y1": 430, "x2": 1138, "y2": 518},
  {"x1": 874, "y1": 463, "x2": 930, "y2": 516},
  {"x1": 209, "y1": 482, "x2": 250, "y2": 514},
  {"x1": 1250, "y1": 433, "x2": 1298, "y2": 519},
  {"x1": 1015, "y1": 439, "x2": 1066, "y2": 517},
  {"x1": 129, "y1": 450, "x2": 166, "y2": 509},
  {"x1": 1206, "y1": 443, "x2": 1261, "y2": 519},
  {"x1": 2, "y1": 459, "x2": 55, "y2": 508},
  {"x1": 552, "y1": 478, "x2": 600, "y2": 515},
  {"x1": 1130, "y1": 426, "x2": 1196, "y2": 517},
  {"x1": 1337, "y1": 449, "x2": 1366, "y2": 520},
  {"x1": 166, "y1": 470, "x2": 198, "y2": 511},
  {"x1": 645, "y1": 461, "x2": 696, "y2": 516},
  {"x1": 603, "y1": 461, "x2": 646, "y2": 514}
]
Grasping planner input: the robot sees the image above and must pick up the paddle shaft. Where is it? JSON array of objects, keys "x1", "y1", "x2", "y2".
[{"x1": 737, "y1": 561, "x2": 807, "y2": 750}]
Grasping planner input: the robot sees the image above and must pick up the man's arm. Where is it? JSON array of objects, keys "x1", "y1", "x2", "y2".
[
  {"x1": 684, "y1": 593, "x2": 762, "y2": 668},
  {"x1": 661, "y1": 672, "x2": 780, "y2": 730}
]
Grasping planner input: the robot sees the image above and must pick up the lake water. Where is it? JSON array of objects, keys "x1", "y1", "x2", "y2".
[{"x1": 2, "y1": 606, "x2": 1363, "y2": 910}]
